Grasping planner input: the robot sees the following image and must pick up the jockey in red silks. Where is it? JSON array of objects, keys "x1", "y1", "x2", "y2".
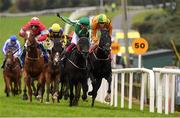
[{"x1": 19, "y1": 17, "x2": 49, "y2": 66}]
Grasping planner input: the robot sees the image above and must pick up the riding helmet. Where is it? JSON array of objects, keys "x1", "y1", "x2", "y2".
[
  {"x1": 98, "y1": 14, "x2": 108, "y2": 23},
  {"x1": 10, "y1": 35, "x2": 17, "y2": 41},
  {"x1": 51, "y1": 23, "x2": 61, "y2": 32}
]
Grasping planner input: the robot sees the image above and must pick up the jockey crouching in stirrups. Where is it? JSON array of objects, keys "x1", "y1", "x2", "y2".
[
  {"x1": 46, "y1": 23, "x2": 67, "y2": 53},
  {"x1": 89, "y1": 14, "x2": 112, "y2": 52},
  {"x1": 58, "y1": 15, "x2": 90, "y2": 68},
  {"x1": 1, "y1": 35, "x2": 22, "y2": 69},
  {"x1": 19, "y1": 17, "x2": 48, "y2": 66}
]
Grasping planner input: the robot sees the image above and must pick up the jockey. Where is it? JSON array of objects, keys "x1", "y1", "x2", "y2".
[
  {"x1": 48, "y1": 23, "x2": 67, "y2": 48},
  {"x1": 90, "y1": 14, "x2": 112, "y2": 52},
  {"x1": 1, "y1": 35, "x2": 22, "y2": 68},
  {"x1": 59, "y1": 16, "x2": 90, "y2": 67},
  {"x1": 19, "y1": 17, "x2": 48, "y2": 66}
]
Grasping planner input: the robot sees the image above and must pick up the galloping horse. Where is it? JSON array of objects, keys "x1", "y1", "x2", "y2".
[
  {"x1": 44, "y1": 38, "x2": 64, "y2": 103},
  {"x1": 23, "y1": 30, "x2": 46, "y2": 102},
  {"x1": 63, "y1": 37, "x2": 90, "y2": 106},
  {"x1": 88, "y1": 29, "x2": 112, "y2": 107},
  {"x1": 3, "y1": 48, "x2": 22, "y2": 96}
]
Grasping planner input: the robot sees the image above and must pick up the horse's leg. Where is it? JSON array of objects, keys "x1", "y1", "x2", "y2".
[
  {"x1": 81, "y1": 77, "x2": 88, "y2": 101},
  {"x1": 53, "y1": 75, "x2": 60, "y2": 103},
  {"x1": 46, "y1": 80, "x2": 50, "y2": 103},
  {"x1": 5, "y1": 76, "x2": 10, "y2": 97},
  {"x1": 35, "y1": 82, "x2": 41, "y2": 100},
  {"x1": 91, "y1": 78, "x2": 103, "y2": 107},
  {"x1": 3, "y1": 73, "x2": 7, "y2": 94},
  {"x1": 88, "y1": 73, "x2": 96, "y2": 96},
  {"x1": 18, "y1": 70, "x2": 22, "y2": 94},
  {"x1": 23, "y1": 71, "x2": 28, "y2": 100},
  {"x1": 73, "y1": 82, "x2": 81, "y2": 106},
  {"x1": 38, "y1": 74, "x2": 45, "y2": 103},
  {"x1": 18, "y1": 77, "x2": 22, "y2": 94},
  {"x1": 14, "y1": 80, "x2": 18, "y2": 95},
  {"x1": 45, "y1": 71, "x2": 51, "y2": 103},
  {"x1": 59, "y1": 80, "x2": 64, "y2": 100},
  {"x1": 26, "y1": 76, "x2": 32, "y2": 102},
  {"x1": 105, "y1": 75, "x2": 112, "y2": 102},
  {"x1": 10, "y1": 79, "x2": 15, "y2": 96},
  {"x1": 64, "y1": 76, "x2": 69, "y2": 100},
  {"x1": 31, "y1": 79, "x2": 37, "y2": 96},
  {"x1": 69, "y1": 81, "x2": 74, "y2": 106}
]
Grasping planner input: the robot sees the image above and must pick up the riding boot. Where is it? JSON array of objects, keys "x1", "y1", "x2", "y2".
[
  {"x1": 38, "y1": 44, "x2": 48, "y2": 64},
  {"x1": 20, "y1": 48, "x2": 26, "y2": 66},
  {"x1": 60, "y1": 51, "x2": 68, "y2": 69},
  {"x1": 17, "y1": 57, "x2": 23, "y2": 69},
  {"x1": 89, "y1": 43, "x2": 98, "y2": 53},
  {"x1": 1, "y1": 59, "x2": 6, "y2": 69}
]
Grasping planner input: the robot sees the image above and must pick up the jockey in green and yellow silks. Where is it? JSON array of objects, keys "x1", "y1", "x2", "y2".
[{"x1": 90, "y1": 14, "x2": 112, "y2": 52}]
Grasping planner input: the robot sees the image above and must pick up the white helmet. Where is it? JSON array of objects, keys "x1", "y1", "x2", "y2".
[{"x1": 31, "y1": 16, "x2": 39, "y2": 21}]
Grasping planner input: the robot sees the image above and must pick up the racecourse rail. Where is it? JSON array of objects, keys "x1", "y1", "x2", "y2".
[{"x1": 94, "y1": 67, "x2": 180, "y2": 115}]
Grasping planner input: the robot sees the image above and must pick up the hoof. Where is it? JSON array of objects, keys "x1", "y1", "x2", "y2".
[
  {"x1": 36, "y1": 95, "x2": 41, "y2": 101},
  {"x1": 45, "y1": 101, "x2": 50, "y2": 104},
  {"x1": 88, "y1": 91, "x2": 93, "y2": 96},
  {"x1": 53, "y1": 92, "x2": 58, "y2": 100},
  {"x1": 82, "y1": 94, "x2": 87, "y2": 101},
  {"x1": 105, "y1": 94, "x2": 111, "y2": 102},
  {"x1": 22, "y1": 94, "x2": 28, "y2": 100}
]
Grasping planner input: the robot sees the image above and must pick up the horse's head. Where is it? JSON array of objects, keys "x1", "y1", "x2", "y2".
[
  {"x1": 5, "y1": 48, "x2": 15, "y2": 68},
  {"x1": 24, "y1": 30, "x2": 37, "y2": 51},
  {"x1": 51, "y1": 38, "x2": 63, "y2": 66},
  {"x1": 51, "y1": 38, "x2": 64, "y2": 54},
  {"x1": 98, "y1": 29, "x2": 111, "y2": 54},
  {"x1": 77, "y1": 37, "x2": 90, "y2": 59}
]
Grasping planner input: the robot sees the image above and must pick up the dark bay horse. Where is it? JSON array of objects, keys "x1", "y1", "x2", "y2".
[
  {"x1": 88, "y1": 29, "x2": 112, "y2": 107},
  {"x1": 63, "y1": 37, "x2": 90, "y2": 106},
  {"x1": 3, "y1": 48, "x2": 22, "y2": 96},
  {"x1": 23, "y1": 30, "x2": 46, "y2": 102},
  {"x1": 44, "y1": 38, "x2": 64, "y2": 103}
]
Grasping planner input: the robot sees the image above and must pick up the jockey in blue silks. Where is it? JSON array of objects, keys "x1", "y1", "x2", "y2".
[{"x1": 1, "y1": 35, "x2": 22, "y2": 68}]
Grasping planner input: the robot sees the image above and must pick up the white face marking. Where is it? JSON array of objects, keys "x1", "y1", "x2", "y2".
[
  {"x1": 54, "y1": 52, "x2": 59, "y2": 63},
  {"x1": 26, "y1": 31, "x2": 30, "y2": 39}
]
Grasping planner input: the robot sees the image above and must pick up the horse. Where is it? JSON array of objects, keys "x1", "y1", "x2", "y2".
[
  {"x1": 3, "y1": 48, "x2": 22, "y2": 97},
  {"x1": 62, "y1": 37, "x2": 90, "y2": 106},
  {"x1": 22, "y1": 30, "x2": 46, "y2": 102},
  {"x1": 44, "y1": 38, "x2": 64, "y2": 103},
  {"x1": 88, "y1": 29, "x2": 112, "y2": 107}
]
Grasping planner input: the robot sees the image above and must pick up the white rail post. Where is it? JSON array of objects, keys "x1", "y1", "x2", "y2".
[
  {"x1": 128, "y1": 72, "x2": 133, "y2": 109},
  {"x1": 165, "y1": 74, "x2": 169, "y2": 115},
  {"x1": 114, "y1": 73, "x2": 118, "y2": 107},
  {"x1": 157, "y1": 72, "x2": 163, "y2": 113},
  {"x1": 121, "y1": 72, "x2": 125, "y2": 108},
  {"x1": 171, "y1": 74, "x2": 175, "y2": 113},
  {"x1": 140, "y1": 73, "x2": 146, "y2": 111},
  {"x1": 110, "y1": 74, "x2": 115, "y2": 106},
  {"x1": 149, "y1": 69, "x2": 155, "y2": 113}
]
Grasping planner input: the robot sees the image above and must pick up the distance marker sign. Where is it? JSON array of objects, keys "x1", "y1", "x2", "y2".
[
  {"x1": 132, "y1": 38, "x2": 148, "y2": 54},
  {"x1": 111, "y1": 42, "x2": 120, "y2": 54}
]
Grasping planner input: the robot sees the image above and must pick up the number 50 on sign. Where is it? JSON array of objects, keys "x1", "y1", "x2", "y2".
[{"x1": 132, "y1": 38, "x2": 149, "y2": 54}]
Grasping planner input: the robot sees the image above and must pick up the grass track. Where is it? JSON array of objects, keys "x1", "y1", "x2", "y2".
[{"x1": 0, "y1": 11, "x2": 180, "y2": 117}]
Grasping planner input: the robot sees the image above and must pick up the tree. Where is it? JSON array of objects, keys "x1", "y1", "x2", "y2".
[
  {"x1": 176, "y1": 0, "x2": 180, "y2": 15},
  {"x1": 30, "y1": 0, "x2": 46, "y2": 11},
  {"x1": 17, "y1": 0, "x2": 31, "y2": 12},
  {"x1": 0, "y1": 0, "x2": 11, "y2": 11}
]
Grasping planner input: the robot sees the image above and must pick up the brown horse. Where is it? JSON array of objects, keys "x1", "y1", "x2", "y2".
[
  {"x1": 44, "y1": 38, "x2": 64, "y2": 103},
  {"x1": 22, "y1": 30, "x2": 46, "y2": 102},
  {"x1": 3, "y1": 48, "x2": 22, "y2": 97}
]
